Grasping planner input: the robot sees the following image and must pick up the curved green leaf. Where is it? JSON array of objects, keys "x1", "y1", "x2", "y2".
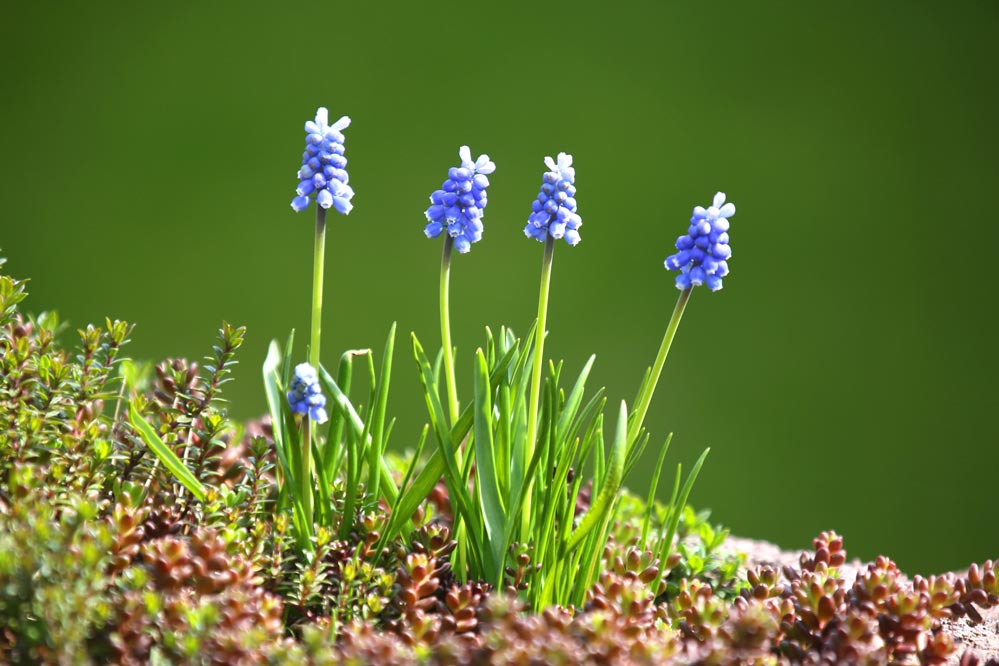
[{"x1": 129, "y1": 402, "x2": 206, "y2": 502}]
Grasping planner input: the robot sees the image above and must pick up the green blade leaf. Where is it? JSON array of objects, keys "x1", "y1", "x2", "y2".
[
  {"x1": 368, "y1": 323, "x2": 397, "y2": 502},
  {"x1": 129, "y1": 402, "x2": 206, "y2": 502},
  {"x1": 565, "y1": 400, "x2": 628, "y2": 553},
  {"x1": 316, "y1": 362, "x2": 399, "y2": 504},
  {"x1": 382, "y1": 340, "x2": 518, "y2": 544},
  {"x1": 641, "y1": 432, "x2": 673, "y2": 546},
  {"x1": 652, "y1": 447, "x2": 710, "y2": 592},
  {"x1": 474, "y1": 348, "x2": 507, "y2": 585},
  {"x1": 554, "y1": 355, "x2": 595, "y2": 445},
  {"x1": 412, "y1": 333, "x2": 483, "y2": 556},
  {"x1": 264, "y1": 339, "x2": 304, "y2": 511}
]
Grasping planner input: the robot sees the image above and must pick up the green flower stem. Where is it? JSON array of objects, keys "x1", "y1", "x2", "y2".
[
  {"x1": 439, "y1": 236, "x2": 465, "y2": 570},
  {"x1": 303, "y1": 206, "x2": 328, "y2": 529},
  {"x1": 523, "y1": 235, "x2": 555, "y2": 532},
  {"x1": 440, "y1": 236, "x2": 460, "y2": 425},
  {"x1": 628, "y1": 287, "x2": 692, "y2": 446},
  {"x1": 310, "y1": 207, "x2": 327, "y2": 368}
]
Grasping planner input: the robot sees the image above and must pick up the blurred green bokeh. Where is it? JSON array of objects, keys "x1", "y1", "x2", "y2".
[{"x1": 2, "y1": 1, "x2": 996, "y2": 573}]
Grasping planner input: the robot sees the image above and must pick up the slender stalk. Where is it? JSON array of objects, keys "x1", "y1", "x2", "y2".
[
  {"x1": 525, "y1": 235, "x2": 555, "y2": 464},
  {"x1": 628, "y1": 288, "x2": 692, "y2": 446},
  {"x1": 439, "y1": 235, "x2": 466, "y2": 569},
  {"x1": 303, "y1": 206, "x2": 327, "y2": 529},
  {"x1": 440, "y1": 236, "x2": 460, "y2": 424},
  {"x1": 310, "y1": 207, "x2": 328, "y2": 368},
  {"x1": 522, "y1": 235, "x2": 555, "y2": 538}
]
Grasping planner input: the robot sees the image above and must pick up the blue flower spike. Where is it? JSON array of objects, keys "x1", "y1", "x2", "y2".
[
  {"x1": 525, "y1": 153, "x2": 582, "y2": 246},
  {"x1": 291, "y1": 107, "x2": 354, "y2": 215},
  {"x1": 665, "y1": 192, "x2": 736, "y2": 292},
  {"x1": 424, "y1": 146, "x2": 496, "y2": 254},
  {"x1": 287, "y1": 362, "x2": 328, "y2": 424}
]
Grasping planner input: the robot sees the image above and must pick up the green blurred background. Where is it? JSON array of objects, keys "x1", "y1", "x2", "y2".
[{"x1": 2, "y1": 1, "x2": 996, "y2": 572}]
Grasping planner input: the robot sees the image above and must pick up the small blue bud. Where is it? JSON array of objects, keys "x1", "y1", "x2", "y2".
[
  {"x1": 288, "y1": 363, "x2": 328, "y2": 424},
  {"x1": 425, "y1": 221, "x2": 444, "y2": 238},
  {"x1": 316, "y1": 189, "x2": 333, "y2": 209},
  {"x1": 332, "y1": 196, "x2": 352, "y2": 215},
  {"x1": 297, "y1": 180, "x2": 316, "y2": 197}
]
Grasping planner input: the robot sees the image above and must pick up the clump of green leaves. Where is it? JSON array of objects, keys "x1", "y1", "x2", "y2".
[{"x1": 0, "y1": 474, "x2": 114, "y2": 664}]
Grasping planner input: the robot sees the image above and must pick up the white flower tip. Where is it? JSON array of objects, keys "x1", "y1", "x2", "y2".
[
  {"x1": 331, "y1": 115, "x2": 351, "y2": 131},
  {"x1": 558, "y1": 152, "x2": 573, "y2": 168},
  {"x1": 459, "y1": 145, "x2": 472, "y2": 164},
  {"x1": 544, "y1": 155, "x2": 557, "y2": 171},
  {"x1": 713, "y1": 192, "x2": 726, "y2": 208},
  {"x1": 315, "y1": 107, "x2": 329, "y2": 126}
]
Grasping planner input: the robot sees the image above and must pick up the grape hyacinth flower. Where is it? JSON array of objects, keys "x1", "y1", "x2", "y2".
[
  {"x1": 287, "y1": 362, "x2": 328, "y2": 424},
  {"x1": 424, "y1": 146, "x2": 496, "y2": 254},
  {"x1": 525, "y1": 152, "x2": 582, "y2": 246},
  {"x1": 291, "y1": 107, "x2": 354, "y2": 215},
  {"x1": 665, "y1": 192, "x2": 736, "y2": 292}
]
